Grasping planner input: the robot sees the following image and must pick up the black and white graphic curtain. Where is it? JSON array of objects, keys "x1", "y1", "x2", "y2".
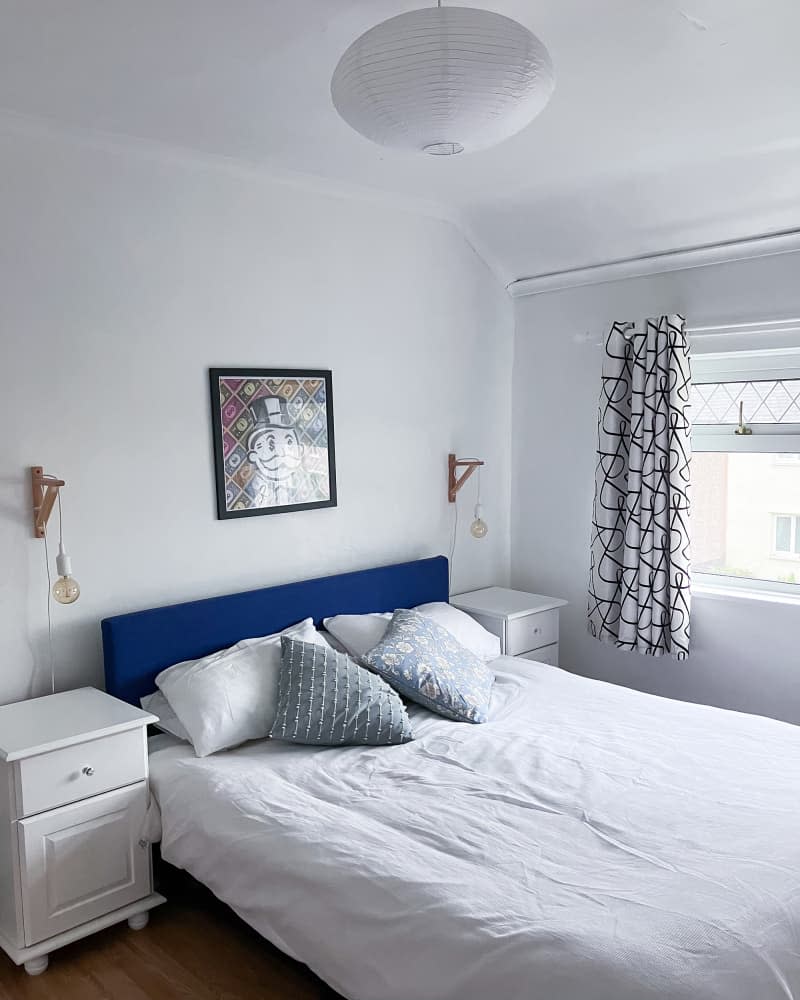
[{"x1": 588, "y1": 315, "x2": 692, "y2": 659}]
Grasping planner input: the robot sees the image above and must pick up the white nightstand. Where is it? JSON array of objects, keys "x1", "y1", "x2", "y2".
[
  {"x1": 450, "y1": 587, "x2": 568, "y2": 666},
  {"x1": 0, "y1": 687, "x2": 165, "y2": 975}
]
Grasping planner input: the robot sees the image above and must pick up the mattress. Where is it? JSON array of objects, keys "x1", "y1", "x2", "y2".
[{"x1": 148, "y1": 658, "x2": 800, "y2": 1000}]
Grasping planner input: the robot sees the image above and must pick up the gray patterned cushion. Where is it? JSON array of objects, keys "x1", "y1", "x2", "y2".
[
  {"x1": 363, "y1": 609, "x2": 495, "y2": 724},
  {"x1": 270, "y1": 637, "x2": 413, "y2": 746}
]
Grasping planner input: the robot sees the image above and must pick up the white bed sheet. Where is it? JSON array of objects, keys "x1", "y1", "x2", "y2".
[{"x1": 149, "y1": 658, "x2": 800, "y2": 1000}]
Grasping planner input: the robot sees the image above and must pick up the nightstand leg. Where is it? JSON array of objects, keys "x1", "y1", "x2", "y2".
[
  {"x1": 24, "y1": 955, "x2": 48, "y2": 976},
  {"x1": 128, "y1": 911, "x2": 149, "y2": 931}
]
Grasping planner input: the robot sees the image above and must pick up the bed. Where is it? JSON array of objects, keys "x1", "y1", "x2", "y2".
[{"x1": 102, "y1": 557, "x2": 800, "y2": 1000}]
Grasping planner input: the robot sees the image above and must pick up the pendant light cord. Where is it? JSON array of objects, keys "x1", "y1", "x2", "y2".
[
  {"x1": 448, "y1": 495, "x2": 459, "y2": 594},
  {"x1": 42, "y1": 524, "x2": 55, "y2": 696}
]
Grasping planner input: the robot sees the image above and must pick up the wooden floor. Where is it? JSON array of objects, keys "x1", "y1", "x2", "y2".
[{"x1": 0, "y1": 869, "x2": 345, "y2": 1000}]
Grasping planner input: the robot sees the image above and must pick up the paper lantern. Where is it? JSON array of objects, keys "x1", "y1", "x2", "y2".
[{"x1": 331, "y1": 5, "x2": 555, "y2": 155}]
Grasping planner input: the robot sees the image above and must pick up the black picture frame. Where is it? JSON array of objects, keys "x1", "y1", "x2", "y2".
[{"x1": 209, "y1": 368, "x2": 337, "y2": 520}]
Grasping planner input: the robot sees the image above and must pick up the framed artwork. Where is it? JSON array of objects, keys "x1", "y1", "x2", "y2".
[{"x1": 209, "y1": 368, "x2": 337, "y2": 519}]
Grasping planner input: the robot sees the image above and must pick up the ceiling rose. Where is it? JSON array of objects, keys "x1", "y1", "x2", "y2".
[{"x1": 331, "y1": 4, "x2": 555, "y2": 156}]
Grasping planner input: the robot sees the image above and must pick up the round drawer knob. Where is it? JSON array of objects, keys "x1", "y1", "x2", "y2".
[{"x1": 82, "y1": 766, "x2": 95, "y2": 777}]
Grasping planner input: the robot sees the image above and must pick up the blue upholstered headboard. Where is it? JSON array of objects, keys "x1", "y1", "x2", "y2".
[{"x1": 102, "y1": 556, "x2": 449, "y2": 705}]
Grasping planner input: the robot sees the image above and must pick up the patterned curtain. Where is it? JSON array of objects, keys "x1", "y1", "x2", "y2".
[{"x1": 588, "y1": 315, "x2": 692, "y2": 659}]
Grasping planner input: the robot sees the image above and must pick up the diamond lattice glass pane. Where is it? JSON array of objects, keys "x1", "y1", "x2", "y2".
[
  {"x1": 711, "y1": 383, "x2": 739, "y2": 422},
  {"x1": 741, "y1": 383, "x2": 770, "y2": 421},
  {"x1": 692, "y1": 384, "x2": 713, "y2": 423},
  {"x1": 692, "y1": 379, "x2": 800, "y2": 424},
  {"x1": 760, "y1": 382, "x2": 794, "y2": 422}
]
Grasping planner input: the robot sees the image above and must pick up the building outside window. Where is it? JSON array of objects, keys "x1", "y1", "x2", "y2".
[{"x1": 691, "y1": 350, "x2": 800, "y2": 594}]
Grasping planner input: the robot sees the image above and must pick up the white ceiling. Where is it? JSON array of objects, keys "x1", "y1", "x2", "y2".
[{"x1": 3, "y1": 0, "x2": 800, "y2": 286}]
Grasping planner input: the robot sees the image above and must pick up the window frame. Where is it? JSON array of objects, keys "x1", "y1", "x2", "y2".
[{"x1": 691, "y1": 347, "x2": 800, "y2": 597}]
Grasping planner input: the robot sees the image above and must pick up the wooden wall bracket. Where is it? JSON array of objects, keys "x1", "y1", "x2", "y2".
[
  {"x1": 448, "y1": 453, "x2": 484, "y2": 503},
  {"x1": 31, "y1": 467, "x2": 65, "y2": 539}
]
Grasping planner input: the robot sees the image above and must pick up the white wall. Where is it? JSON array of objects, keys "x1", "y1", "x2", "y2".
[
  {"x1": 0, "y1": 122, "x2": 513, "y2": 706},
  {"x1": 512, "y1": 253, "x2": 800, "y2": 726}
]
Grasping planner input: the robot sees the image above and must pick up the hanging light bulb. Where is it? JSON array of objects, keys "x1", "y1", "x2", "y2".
[
  {"x1": 470, "y1": 464, "x2": 487, "y2": 538},
  {"x1": 50, "y1": 491, "x2": 80, "y2": 605},
  {"x1": 52, "y1": 541, "x2": 80, "y2": 605},
  {"x1": 470, "y1": 503, "x2": 488, "y2": 540}
]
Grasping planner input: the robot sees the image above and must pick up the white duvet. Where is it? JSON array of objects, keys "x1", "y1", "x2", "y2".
[{"x1": 149, "y1": 659, "x2": 800, "y2": 1000}]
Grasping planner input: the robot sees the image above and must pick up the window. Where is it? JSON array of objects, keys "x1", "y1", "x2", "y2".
[
  {"x1": 773, "y1": 514, "x2": 800, "y2": 559},
  {"x1": 692, "y1": 351, "x2": 800, "y2": 594}
]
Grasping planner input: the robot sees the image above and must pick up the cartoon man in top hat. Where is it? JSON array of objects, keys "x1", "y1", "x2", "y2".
[{"x1": 247, "y1": 396, "x2": 303, "y2": 508}]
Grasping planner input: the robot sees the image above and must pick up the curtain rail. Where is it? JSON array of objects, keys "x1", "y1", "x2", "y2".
[
  {"x1": 688, "y1": 318, "x2": 800, "y2": 335},
  {"x1": 578, "y1": 318, "x2": 800, "y2": 347}
]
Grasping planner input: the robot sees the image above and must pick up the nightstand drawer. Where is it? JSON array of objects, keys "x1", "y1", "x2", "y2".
[
  {"x1": 519, "y1": 643, "x2": 559, "y2": 667},
  {"x1": 506, "y1": 610, "x2": 559, "y2": 656},
  {"x1": 15, "y1": 729, "x2": 147, "y2": 819}
]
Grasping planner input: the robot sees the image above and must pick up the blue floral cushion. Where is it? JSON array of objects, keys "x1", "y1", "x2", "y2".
[{"x1": 363, "y1": 609, "x2": 494, "y2": 724}]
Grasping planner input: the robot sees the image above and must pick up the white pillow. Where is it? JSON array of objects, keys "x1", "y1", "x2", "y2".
[
  {"x1": 140, "y1": 690, "x2": 191, "y2": 742},
  {"x1": 324, "y1": 603, "x2": 501, "y2": 663},
  {"x1": 323, "y1": 612, "x2": 392, "y2": 660},
  {"x1": 318, "y1": 629, "x2": 348, "y2": 653},
  {"x1": 155, "y1": 618, "x2": 328, "y2": 757},
  {"x1": 414, "y1": 602, "x2": 501, "y2": 663},
  {"x1": 143, "y1": 641, "x2": 238, "y2": 741}
]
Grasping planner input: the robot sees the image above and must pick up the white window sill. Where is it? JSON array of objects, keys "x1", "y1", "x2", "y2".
[{"x1": 692, "y1": 583, "x2": 800, "y2": 606}]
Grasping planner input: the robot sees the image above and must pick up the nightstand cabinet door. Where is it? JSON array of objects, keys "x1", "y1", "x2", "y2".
[{"x1": 18, "y1": 782, "x2": 149, "y2": 945}]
